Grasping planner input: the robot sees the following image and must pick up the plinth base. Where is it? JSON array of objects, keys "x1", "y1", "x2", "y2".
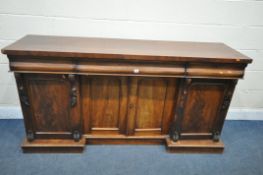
[
  {"x1": 21, "y1": 138, "x2": 85, "y2": 153},
  {"x1": 165, "y1": 138, "x2": 224, "y2": 153}
]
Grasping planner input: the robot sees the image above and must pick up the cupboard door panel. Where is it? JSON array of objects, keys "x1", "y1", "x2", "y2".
[
  {"x1": 127, "y1": 77, "x2": 178, "y2": 136},
  {"x1": 181, "y1": 82, "x2": 225, "y2": 133},
  {"x1": 135, "y1": 78, "x2": 167, "y2": 129},
  {"x1": 172, "y1": 79, "x2": 232, "y2": 140},
  {"x1": 28, "y1": 79, "x2": 70, "y2": 132},
  {"x1": 23, "y1": 74, "x2": 81, "y2": 140},
  {"x1": 81, "y1": 76, "x2": 128, "y2": 135},
  {"x1": 91, "y1": 78, "x2": 121, "y2": 128}
]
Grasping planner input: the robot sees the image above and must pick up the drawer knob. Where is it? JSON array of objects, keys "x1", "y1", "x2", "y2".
[{"x1": 133, "y1": 68, "x2": 140, "y2": 74}]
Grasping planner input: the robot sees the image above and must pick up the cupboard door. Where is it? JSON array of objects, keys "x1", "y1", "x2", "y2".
[
  {"x1": 81, "y1": 76, "x2": 128, "y2": 135},
  {"x1": 127, "y1": 77, "x2": 178, "y2": 136},
  {"x1": 19, "y1": 74, "x2": 81, "y2": 140},
  {"x1": 171, "y1": 79, "x2": 236, "y2": 141}
]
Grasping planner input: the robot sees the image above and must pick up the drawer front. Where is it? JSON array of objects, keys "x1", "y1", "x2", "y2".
[{"x1": 9, "y1": 56, "x2": 245, "y2": 79}]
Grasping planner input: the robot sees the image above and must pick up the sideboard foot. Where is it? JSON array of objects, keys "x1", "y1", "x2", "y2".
[
  {"x1": 21, "y1": 138, "x2": 85, "y2": 153},
  {"x1": 165, "y1": 137, "x2": 224, "y2": 153}
]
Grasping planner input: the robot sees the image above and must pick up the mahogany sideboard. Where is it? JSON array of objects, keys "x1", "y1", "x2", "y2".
[{"x1": 1, "y1": 35, "x2": 252, "y2": 153}]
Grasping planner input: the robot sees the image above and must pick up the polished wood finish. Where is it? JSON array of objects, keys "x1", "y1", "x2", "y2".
[
  {"x1": 2, "y1": 35, "x2": 251, "y2": 63},
  {"x1": 1, "y1": 35, "x2": 252, "y2": 153},
  {"x1": 85, "y1": 135, "x2": 166, "y2": 145},
  {"x1": 174, "y1": 79, "x2": 230, "y2": 140},
  {"x1": 127, "y1": 77, "x2": 177, "y2": 136},
  {"x1": 81, "y1": 76, "x2": 128, "y2": 135},
  {"x1": 22, "y1": 138, "x2": 85, "y2": 153},
  {"x1": 166, "y1": 138, "x2": 224, "y2": 153}
]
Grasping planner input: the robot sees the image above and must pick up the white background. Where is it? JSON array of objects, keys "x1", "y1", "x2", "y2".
[{"x1": 0, "y1": 0, "x2": 262, "y2": 119}]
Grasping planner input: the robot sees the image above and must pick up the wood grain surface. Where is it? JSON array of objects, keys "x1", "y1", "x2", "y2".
[{"x1": 2, "y1": 35, "x2": 252, "y2": 63}]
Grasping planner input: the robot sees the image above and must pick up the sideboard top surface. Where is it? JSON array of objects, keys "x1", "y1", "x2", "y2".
[{"x1": 1, "y1": 35, "x2": 252, "y2": 64}]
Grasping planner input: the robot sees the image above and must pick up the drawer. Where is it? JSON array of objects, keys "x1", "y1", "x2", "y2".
[{"x1": 77, "y1": 62, "x2": 185, "y2": 77}]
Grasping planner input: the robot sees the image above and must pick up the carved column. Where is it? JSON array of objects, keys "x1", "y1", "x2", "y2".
[
  {"x1": 15, "y1": 73, "x2": 35, "y2": 142},
  {"x1": 212, "y1": 79, "x2": 238, "y2": 142},
  {"x1": 68, "y1": 74, "x2": 82, "y2": 141},
  {"x1": 169, "y1": 78, "x2": 192, "y2": 142}
]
